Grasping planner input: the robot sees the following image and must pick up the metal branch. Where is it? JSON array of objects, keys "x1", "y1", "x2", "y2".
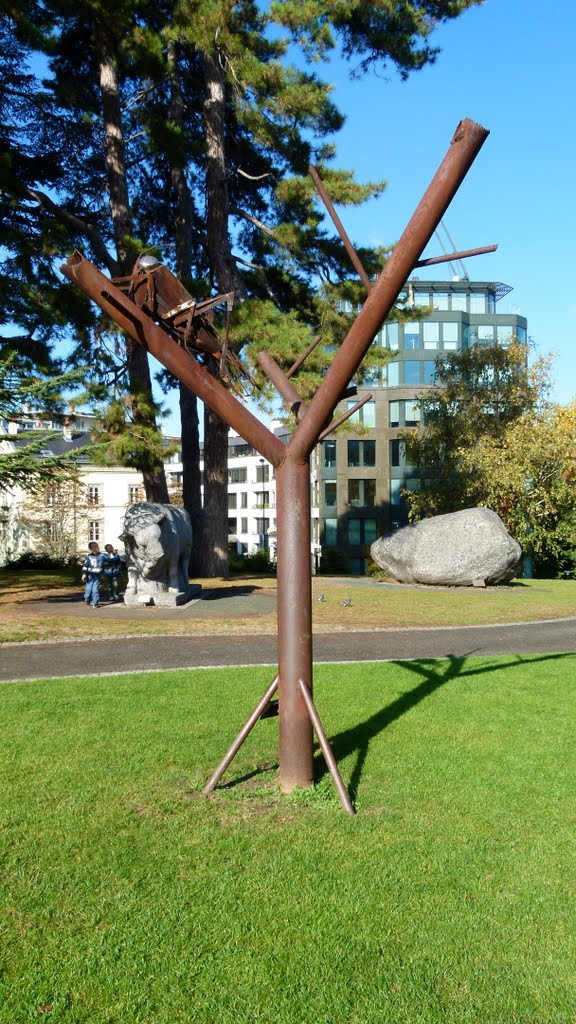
[
  {"x1": 60, "y1": 253, "x2": 285, "y2": 466},
  {"x1": 414, "y1": 244, "x2": 498, "y2": 269},
  {"x1": 286, "y1": 335, "x2": 322, "y2": 378},
  {"x1": 318, "y1": 393, "x2": 373, "y2": 441},
  {"x1": 257, "y1": 351, "x2": 306, "y2": 420},
  {"x1": 203, "y1": 675, "x2": 279, "y2": 794},
  {"x1": 309, "y1": 165, "x2": 372, "y2": 294},
  {"x1": 298, "y1": 679, "x2": 355, "y2": 815},
  {"x1": 290, "y1": 119, "x2": 490, "y2": 461}
]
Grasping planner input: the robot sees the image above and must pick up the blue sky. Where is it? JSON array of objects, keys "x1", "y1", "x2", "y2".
[
  {"x1": 159, "y1": 0, "x2": 575, "y2": 431},
  {"x1": 314, "y1": 0, "x2": 575, "y2": 402}
]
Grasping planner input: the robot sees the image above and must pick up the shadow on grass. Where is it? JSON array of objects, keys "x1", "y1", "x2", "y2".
[
  {"x1": 317, "y1": 651, "x2": 575, "y2": 805},
  {"x1": 201, "y1": 586, "x2": 269, "y2": 601}
]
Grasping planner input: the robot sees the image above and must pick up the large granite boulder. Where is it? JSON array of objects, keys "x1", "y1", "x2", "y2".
[
  {"x1": 120, "y1": 502, "x2": 200, "y2": 607},
  {"x1": 370, "y1": 507, "x2": 522, "y2": 587}
]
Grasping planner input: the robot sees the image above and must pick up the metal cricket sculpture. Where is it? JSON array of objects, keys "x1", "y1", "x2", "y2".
[{"x1": 62, "y1": 119, "x2": 495, "y2": 812}]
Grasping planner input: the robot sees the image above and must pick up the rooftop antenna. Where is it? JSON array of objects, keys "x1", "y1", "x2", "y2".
[{"x1": 434, "y1": 219, "x2": 469, "y2": 280}]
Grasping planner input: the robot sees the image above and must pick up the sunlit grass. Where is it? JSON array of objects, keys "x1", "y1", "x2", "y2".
[
  {"x1": 2, "y1": 656, "x2": 576, "y2": 1022},
  {"x1": 0, "y1": 570, "x2": 574, "y2": 643}
]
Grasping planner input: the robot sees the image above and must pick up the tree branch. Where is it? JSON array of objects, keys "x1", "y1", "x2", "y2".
[{"x1": 25, "y1": 187, "x2": 116, "y2": 274}]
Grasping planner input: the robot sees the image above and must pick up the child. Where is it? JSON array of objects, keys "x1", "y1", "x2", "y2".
[
  {"x1": 103, "y1": 543, "x2": 122, "y2": 602},
  {"x1": 81, "y1": 542, "x2": 105, "y2": 608}
]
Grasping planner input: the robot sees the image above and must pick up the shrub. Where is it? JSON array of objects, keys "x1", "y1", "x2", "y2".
[
  {"x1": 4, "y1": 552, "x2": 79, "y2": 571},
  {"x1": 317, "y1": 547, "x2": 348, "y2": 575},
  {"x1": 229, "y1": 548, "x2": 276, "y2": 575}
]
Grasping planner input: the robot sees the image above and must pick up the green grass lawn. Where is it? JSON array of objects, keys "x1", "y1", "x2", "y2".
[
  {"x1": 0, "y1": 571, "x2": 575, "y2": 644},
  {"x1": 2, "y1": 656, "x2": 576, "y2": 1022}
]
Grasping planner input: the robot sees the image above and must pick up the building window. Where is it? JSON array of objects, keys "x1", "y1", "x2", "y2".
[
  {"x1": 347, "y1": 518, "x2": 377, "y2": 546},
  {"x1": 324, "y1": 518, "x2": 338, "y2": 546},
  {"x1": 390, "y1": 441, "x2": 414, "y2": 470},
  {"x1": 240, "y1": 518, "x2": 248, "y2": 533},
  {"x1": 88, "y1": 484, "x2": 100, "y2": 505},
  {"x1": 324, "y1": 482, "x2": 337, "y2": 507},
  {"x1": 423, "y1": 322, "x2": 439, "y2": 348},
  {"x1": 386, "y1": 361, "x2": 399, "y2": 386},
  {"x1": 405, "y1": 360, "x2": 420, "y2": 386},
  {"x1": 348, "y1": 479, "x2": 376, "y2": 507},
  {"x1": 385, "y1": 323, "x2": 399, "y2": 350},
  {"x1": 389, "y1": 401, "x2": 400, "y2": 428},
  {"x1": 129, "y1": 484, "x2": 141, "y2": 504},
  {"x1": 228, "y1": 467, "x2": 247, "y2": 484},
  {"x1": 347, "y1": 439, "x2": 375, "y2": 467},
  {"x1": 255, "y1": 491, "x2": 270, "y2": 509},
  {"x1": 403, "y1": 323, "x2": 420, "y2": 348},
  {"x1": 348, "y1": 400, "x2": 375, "y2": 428},
  {"x1": 42, "y1": 521, "x2": 55, "y2": 542},
  {"x1": 413, "y1": 290, "x2": 430, "y2": 307},
  {"x1": 404, "y1": 401, "x2": 420, "y2": 427},
  {"x1": 432, "y1": 292, "x2": 449, "y2": 310},
  {"x1": 323, "y1": 440, "x2": 336, "y2": 469},
  {"x1": 88, "y1": 520, "x2": 101, "y2": 542},
  {"x1": 228, "y1": 518, "x2": 237, "y2": 534},
  {"x1": 470, "y1": 293, "x2": 486, "y2": 314},
  {"x1": 255, "y1": 517, "x2": 270, "y2": 535},
  {"x1": 240, "y1": 492, "x2": 248, "y2": 508},
  {"x1": 451, "y1": 293, "x2": 467, "y2": 312},
  {"x1": 390, "y1": 480, "x2": 402, "y2": 505},
  {"x1": 256, "y1": 463, "x2": 269, "y2": 483},
  {"x1": 228, "y1": 493, "x2": 237, "y2": 510},
  {"x1": 478, "y1": 324, "x2": 495, "y2": 343},
  {"x1": 423, "y1": 361, "x2": 436, "y2": 385}
]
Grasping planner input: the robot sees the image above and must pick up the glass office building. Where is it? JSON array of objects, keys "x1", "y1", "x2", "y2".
[{"x1": 310, "y1": 278, "x2": 528, "y2": 574}]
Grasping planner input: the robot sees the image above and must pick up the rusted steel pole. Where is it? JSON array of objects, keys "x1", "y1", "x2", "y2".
[
  {"x1": 298, "y1": 679, "x2": 354, "y2": 815},
  {"x1": 60, "y1": 253, "x2": 285, "y2": 468},
  {"x1": 257, "y1": 351, "x2": 305, "y2": 418},
  {"x1": 318, "y1": 392, "x2": 373, "y2": 442},
  {"x1": 414, "y1": 243, "x2": 497, "y2": 269},
  {"x1": 309, "y1": 165, "x2": 373, "y2": 294},
  {"x1": 286, "y1": 335, "x2": 322, "y2": 379},
  {"x1": 291, "y1": 120, "x2": 489, "y2": 460},
  {"x1": 276, "y1": 457, "x2": 314, "y2": 792},
  {"x1": 202, "y1": 675, "x2": 279, "y2": 794}
]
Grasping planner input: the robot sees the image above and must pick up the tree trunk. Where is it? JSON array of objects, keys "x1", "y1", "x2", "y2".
[
  {"x1": 201, "y1": 49, "x2": 245, "y2": 576},
  {"x1": 167, "y1": 39, "x2": 204, "y2": 573},
  {"x1": 202, "y1": 400, "x2": 230, "y2": 577},
  {"x1": 95, "y1": 23, "x2": 169, "y2": 503},
  {"x1": 179, "y1": 382, "x2": 204, "y2": 574}
]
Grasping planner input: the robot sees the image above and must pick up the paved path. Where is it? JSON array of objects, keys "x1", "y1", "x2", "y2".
[{"x1": 1, "y1": 617, "x2": 575, "y2": 683}]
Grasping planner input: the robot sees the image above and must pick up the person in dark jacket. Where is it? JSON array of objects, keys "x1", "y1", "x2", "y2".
[
  {"x1": 103, "y1": 543, "x2": 123, "y2": 602},
  {"x1": 81, "y1": 542, "x2": 105, "y2": 608}
]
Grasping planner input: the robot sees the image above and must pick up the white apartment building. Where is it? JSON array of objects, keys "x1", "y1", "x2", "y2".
[{"x1": 0, "y1": 412, "x2": 286, "y2": 565}]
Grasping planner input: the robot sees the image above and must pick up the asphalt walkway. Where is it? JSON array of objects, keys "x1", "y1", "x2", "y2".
[{"x1": 1, "y1": 613, "x2": 575, "y2": 682}]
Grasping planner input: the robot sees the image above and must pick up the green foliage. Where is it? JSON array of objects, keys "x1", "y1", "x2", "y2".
[
  {"x1": 402, "y1": 342, "x2": 551, "y2": 517},
  {"x1": 4, "y1": 551, "x2": 78, "y2": 570},
  {"x1": 317, "y1": 545, "x2": 348, "y2": 574},
  {"x1": 403, "y1": 345, "x2": 576, "y2": 573},
  {"x1": 229, "y1": 547, "x2": 277, "y2": 574}
]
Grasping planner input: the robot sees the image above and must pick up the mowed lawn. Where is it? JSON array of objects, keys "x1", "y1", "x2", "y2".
[
  {"x1": 2, "y1": 656, "x2": 576, "y2": 1022},
  {"x1": 1, "y1": 570, "x2": 575, "y2": 643}
]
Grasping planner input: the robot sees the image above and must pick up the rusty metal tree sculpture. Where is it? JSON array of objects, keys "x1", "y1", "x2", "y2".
[{"x1": 62, "y1": 119, "x2": 492, "y2": 812}]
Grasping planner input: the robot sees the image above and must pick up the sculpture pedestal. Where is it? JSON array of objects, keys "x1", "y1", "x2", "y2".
[{"x1": 123, "y1": 583, "x2": 202, "y2": 608}]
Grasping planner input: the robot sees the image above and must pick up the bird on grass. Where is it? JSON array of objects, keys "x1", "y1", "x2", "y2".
[
  {"x1": 317, "y1": 593, "x2": 325, "y2": 602},
  {"x1": 341, "y1": 597, "x2": 352, "y2": 607}
]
